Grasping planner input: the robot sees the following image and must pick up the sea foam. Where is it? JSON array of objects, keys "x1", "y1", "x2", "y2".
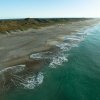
[
  {"x1": 48, "y1": 25, "x2": 98, "y2": 68},
  {"x1": 0, "y1": 65, "x2": 26, "y2": 75},
  {"x1": 20, "y1": 72, "x2": 44, "y2": 89}
]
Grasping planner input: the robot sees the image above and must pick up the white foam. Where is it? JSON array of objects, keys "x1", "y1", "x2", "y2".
[
  {"x1": 30, "y1": 29, "x2": 90, "y2": 69},
  {"x1": 49, "y1": 53, "x2": 68, "y2": 68},
  {"x1": 56, "y1": 43, "x2": 71, "y2": 51},
  {"x1": 21, "y1": 25, "x2": 100, "y2": 70},
  {"x1": 49, "y1": 28, "x2": 89, "y2": 68},
  {"x1": 30, "y1": 51, "x2": 52, "y2": 60},
  {"x1": 30, "y1": 53, "x2": 42, "y2": 59},
  {"x1": 20, "y1": 72, "x2": 44, "y2": 89},
  {"x1": 0, "y1": 65, "x2": 26, "y2": 75},
  {"x1": 56, "y1": 37, "x2": 82, "y2": 52}
]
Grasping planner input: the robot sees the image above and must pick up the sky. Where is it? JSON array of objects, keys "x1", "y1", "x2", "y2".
[{"x1": 0, "y1": 0, "x2": 100, "y2": 19}]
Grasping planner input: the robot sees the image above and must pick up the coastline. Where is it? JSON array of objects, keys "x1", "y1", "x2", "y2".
[
  {"x1": 0, "y1": 18, "x2": 100, "y2": 93},
  {"x1": 0, "y1": 19, "x2": 99, "y2": 68}
]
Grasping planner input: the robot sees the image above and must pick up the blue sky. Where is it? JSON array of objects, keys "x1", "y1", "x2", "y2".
[{"x1": 0, "y1": 0, "x2": 100, "y2": 18}]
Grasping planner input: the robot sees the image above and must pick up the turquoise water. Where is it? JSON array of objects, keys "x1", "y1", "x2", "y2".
[{"x1": 2, "y1": 24, "x2": 100, "y2": 100}]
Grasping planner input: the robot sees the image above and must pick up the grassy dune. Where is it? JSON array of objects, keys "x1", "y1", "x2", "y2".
[{"x1": 0, "y1": 18, "x2": 90, "y2": 33}]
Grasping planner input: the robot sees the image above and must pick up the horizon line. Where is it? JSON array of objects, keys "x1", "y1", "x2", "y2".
[{"x1": 0, "y1": 17, "x2": 98, "y2": 20}]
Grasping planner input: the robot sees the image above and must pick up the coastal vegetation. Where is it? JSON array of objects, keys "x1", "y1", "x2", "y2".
[{"x1": 0, "y1": 18, "x2": 90, "y2": 33}]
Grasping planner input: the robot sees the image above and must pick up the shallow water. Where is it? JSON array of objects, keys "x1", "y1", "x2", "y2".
[{"x1": 1, "y1": 24, "x2": 100, "y2": 100}]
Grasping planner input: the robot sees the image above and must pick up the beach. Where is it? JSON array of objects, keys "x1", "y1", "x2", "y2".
[{"x1": 0, "y1": 18, "x2": 100, "y2": 94}]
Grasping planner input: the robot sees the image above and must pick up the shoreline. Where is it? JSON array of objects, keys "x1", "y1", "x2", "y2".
[
  {"x1": 0, "y1": 18, "x2": 100, "y2": 93},
  {"x1": 0, "y1": 19, "x2": 99, "y2": 67}
]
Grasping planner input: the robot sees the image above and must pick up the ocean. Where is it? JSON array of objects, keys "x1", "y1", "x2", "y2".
[{"x1": 2, "y1": 23, "x2": 100, "y2": 100}]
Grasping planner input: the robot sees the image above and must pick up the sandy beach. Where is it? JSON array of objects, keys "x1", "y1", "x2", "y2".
[
  {"x1": 0, "y1": 19, "x2": 99, "y2": 68},
  {"x1": 0, "y1": 19, "x2": 100, "y2": 93}
]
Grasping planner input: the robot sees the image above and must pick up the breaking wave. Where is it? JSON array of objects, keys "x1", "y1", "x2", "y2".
[
  {"x1": 10, "y1": 25, "x2": 98, "y2": 90},
  {"x1": 0, "y1": 24, "x2": 99, "y2": 91},
  {"x1": 30, "y1": 25, "x2": 98, "y2": 68},
  {"x1": 20, "y1": 72, "x2": 44, "y2": 89},
  {"x1": 49, "y1": 53, "x2": 69, "y2": 68},
  {"x1": 48, "y1": 26, "x2": 97, "y2": 68}
]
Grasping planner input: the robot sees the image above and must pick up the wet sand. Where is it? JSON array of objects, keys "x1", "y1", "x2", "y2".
[{"x1": 0, "y1": 19, "x2": 100, "y2": 93}]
